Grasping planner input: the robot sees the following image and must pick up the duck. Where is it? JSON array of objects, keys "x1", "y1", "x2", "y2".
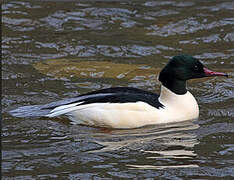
[{"x1": 10, "y1": 55, "x2": 228, "y2": 129}]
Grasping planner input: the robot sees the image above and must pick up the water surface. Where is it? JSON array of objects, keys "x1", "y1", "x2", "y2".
[{"x1": 2, "y1": 0, "x2": 234, "y2": 179}]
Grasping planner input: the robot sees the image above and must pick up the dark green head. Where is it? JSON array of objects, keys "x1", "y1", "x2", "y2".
[{"x1": 159, "y1": 55, "x2": 228, "y2": 95}]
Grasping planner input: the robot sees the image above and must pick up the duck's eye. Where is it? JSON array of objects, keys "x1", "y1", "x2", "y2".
[{"x1": 194, "y1": 65, "x2": 199, "y2": 71}]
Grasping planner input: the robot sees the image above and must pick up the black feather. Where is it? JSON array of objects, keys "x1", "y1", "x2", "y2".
[{"x1": 73, "y1": 87, "x2": 164, "y2": 109}]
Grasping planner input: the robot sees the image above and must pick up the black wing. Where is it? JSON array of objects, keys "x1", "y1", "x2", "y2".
[{"x1": 71, "y1": 87, "x2": 164, "y2": 109}]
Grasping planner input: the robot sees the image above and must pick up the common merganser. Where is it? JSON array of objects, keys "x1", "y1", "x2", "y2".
[{"x1": 10, "y1": 55, "x2": 228, "y2": 129}]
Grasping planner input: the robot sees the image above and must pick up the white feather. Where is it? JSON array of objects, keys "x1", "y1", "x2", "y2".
[
  {"x1": 50, "y1": 102, "x2": 83, "y2": 113},
  {"x1": 46, "y1": 102, "x2": 83, "y2": 117}
]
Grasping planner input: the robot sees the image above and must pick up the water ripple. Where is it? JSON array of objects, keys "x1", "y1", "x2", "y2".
[{"x1": 2, "y1": 0, "x2": 234, "y2": 179}]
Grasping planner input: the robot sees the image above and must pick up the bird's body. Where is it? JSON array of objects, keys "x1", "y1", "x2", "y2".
[
  {"x1": 47, "y1": 85, "x2": 198, "y2": 129},
  {"x1": 10, "y1": 55, "x2": 227, "y2": 129}
]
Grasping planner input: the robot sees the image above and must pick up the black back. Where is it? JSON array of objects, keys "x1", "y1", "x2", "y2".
[
  {"x1": 75, "y1": 87, "x2": 164, "y2": 109},
  {"x1": 42, "y1": 87, "x2": 164, "y2": 110}
]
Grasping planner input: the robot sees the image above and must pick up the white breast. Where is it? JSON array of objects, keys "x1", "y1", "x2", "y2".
[{"x1": 157, "y1": 86, "x2": 199, "y2": 123}]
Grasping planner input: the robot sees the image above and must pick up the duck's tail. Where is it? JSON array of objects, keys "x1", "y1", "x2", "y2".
[
  {"x1": 9, "y1": 97, "x2": 85, "y2": 118},
  {"x1": 9, "y1": 104, "x2": 51, "y2": 118}
]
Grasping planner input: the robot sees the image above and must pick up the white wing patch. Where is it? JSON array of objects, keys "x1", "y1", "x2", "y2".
[{"x1": 46, "y1": 102, "x2": 83, "y2": 117}]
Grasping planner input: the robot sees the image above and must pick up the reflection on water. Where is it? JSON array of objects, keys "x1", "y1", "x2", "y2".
[
  {"x1": 2, "y1": 0, "x2": 234, "y2": 179},
  {"x1": 127, "y1": 164, "x2": 199, "y2": 170},
  {"x1": 68, "y1": 121, "x2": 201, "y2": 171},
  {"x1": 90, "y1": 121, "x2": 199, "y2": 152},
  {"x1": 89, "y1": 121, "x2": 199, "y2": 170}
]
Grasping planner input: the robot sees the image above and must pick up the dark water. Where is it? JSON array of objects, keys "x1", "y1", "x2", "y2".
[{"x1": 2, "y1": 0, "x2": 234, "y2": 179}]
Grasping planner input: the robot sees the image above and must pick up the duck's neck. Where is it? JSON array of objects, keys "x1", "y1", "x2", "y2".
[
  {"x1": 159, "y1": 77, "x2": 187, "y2": 95},
  {"x1": 158, "y1": 67, "x2": 187, "y2": 95},
  {"x1": 159, "y1": 85, "x2": 186, "y2": 102},
  {"x1": 159, "y1": 85, "x2": 199, "y2": 120}
]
